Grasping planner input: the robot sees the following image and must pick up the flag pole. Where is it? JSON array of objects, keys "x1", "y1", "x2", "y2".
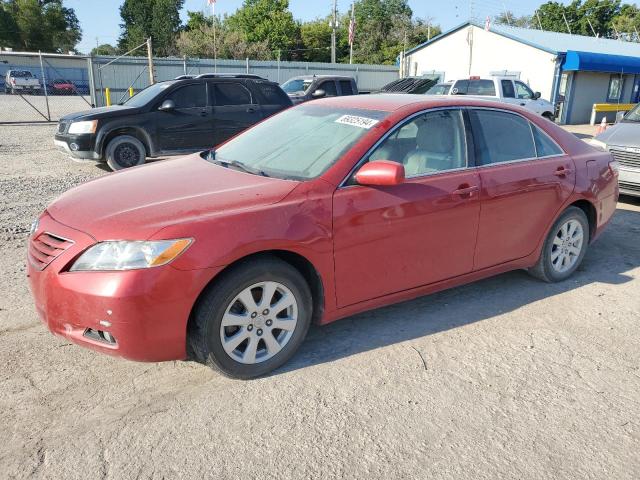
[
  {"x1": 349, "y1": 3, "x2": 355, "y2": 65},
  {"x1": 211, "y1": 0, "x2": 217, "y2": 72}
]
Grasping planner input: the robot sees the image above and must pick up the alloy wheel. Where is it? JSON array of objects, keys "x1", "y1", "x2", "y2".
[
  {"x1": 219, "y1": 281, "x2": 298, "y2": 364},
  {"x1": 550, "y1": 219, "x2": 584, "y2": 273}
]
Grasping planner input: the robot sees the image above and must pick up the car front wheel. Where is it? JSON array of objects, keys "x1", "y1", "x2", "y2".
[
  {"x1": 188, "y1": 257, "x2": 313, "y2": 379},
  {"x1": 105, "y1": 135, "x2": 146, "y2": 171},
  {"x1": 529, "y1": 206, "x2": 589, "y2": 282}
]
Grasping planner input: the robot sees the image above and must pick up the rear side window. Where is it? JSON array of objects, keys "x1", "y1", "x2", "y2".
[
  {"x1": 532, "y1": 125, "x2": 563, "y2": 157},
  {"x1": 319, "y1": 81, "x2": 337, "y2": 97},
  {"x1": 467, "y1": 80, "x2": 496, "y2": 96},
  {"x1": 254, "y1": 82, "x2": 290, "y2": 105},
  {"x1": 167, "y1": 84, "x2": 206, "y2": 108},
  {"x1": 213, "y1": 83, "x2": 252, "y2": 106},
  {"x1": 501, "y1": 80, "x2": 515, "y2": 98},
  {"x1": 469, "y1": 109, "x2": 536, "y2": 165},
  {"x1": 339, "y1": 80, "x2": 354, "y2": 95}
]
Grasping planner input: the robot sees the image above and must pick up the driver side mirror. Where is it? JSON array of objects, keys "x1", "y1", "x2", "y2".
[
  {"x1": 158, "y1": 99, "x2": 175, "y2": 111},
  {"x1": 311, "y1": 89, "x2": 326, "y2": 99},
  {"x1": 533, "y1": 91, "x2": 541, "y2": 100},
  {"x1": 355, "y1": 160, "x2": 405, "y2": 186}
]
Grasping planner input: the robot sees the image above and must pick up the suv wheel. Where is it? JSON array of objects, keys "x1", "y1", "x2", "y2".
[{"x1": 105, "y1": 135, "x2": 146, "y2": 171}]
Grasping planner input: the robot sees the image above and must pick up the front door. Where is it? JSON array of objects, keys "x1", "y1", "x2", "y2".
[
  {"x1": 156, "y1": 83, "x2": 213, "y2": 151},
  {"x1": 210, "y1": 81, "x2": 262, "y2": 146},
  {"x1": 468, "y1": 108, "x2": 575, "y2": 270},
  {"x1": 332, "y1": 108, "x2": 481, "y2": 307}
]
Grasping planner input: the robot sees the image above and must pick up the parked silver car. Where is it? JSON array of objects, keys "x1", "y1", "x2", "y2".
[{"x1": 590, "y1": 104, "x2": 640, "y2": 197}]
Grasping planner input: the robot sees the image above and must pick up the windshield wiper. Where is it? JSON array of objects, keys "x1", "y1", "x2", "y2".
[{"x1": 213, "y1": 158, "x2": 270, "y2": 177}]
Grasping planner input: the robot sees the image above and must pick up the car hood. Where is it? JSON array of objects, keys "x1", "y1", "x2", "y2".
[
  {"x1": 47, "y1": 154, "x2": 299, "y2": 240},
  {"x1": 596, "y1": 121, "x2": 640, "y2": 147},
  {"x1": 61, "y1": 105, "x2": 138, "y2": 122}
]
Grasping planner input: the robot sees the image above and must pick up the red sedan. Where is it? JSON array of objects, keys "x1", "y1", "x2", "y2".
[{"x1": 27, "y1": 95, "x2": 619, "y2": 378}]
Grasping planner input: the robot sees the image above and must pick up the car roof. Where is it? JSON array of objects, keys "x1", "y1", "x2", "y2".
[
  {"x1": 289, "y1": 75, "x2": 354, "y2": 81},
  {"x1": 309, "y1": 93, "x2": 523, "y2": 112}
]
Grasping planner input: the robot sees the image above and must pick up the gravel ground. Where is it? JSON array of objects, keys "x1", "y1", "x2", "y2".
[
  {"x1": 1, "y1": 124, "x2": 639, "y2": 479},
  {"x1": 0, "y1": 94, "x2": 92, "y2": 123}
]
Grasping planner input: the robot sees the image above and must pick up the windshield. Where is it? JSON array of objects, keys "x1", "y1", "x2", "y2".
[
  {"x1": 210, "y1": 105, "x2": 389, "y2": 180},
  {"x1": 425, "y1": 83, "x2": 452, "y2": 95},
  {"x1": 123, "y1": 81, "x2": 174, "y2": 107},
  {"x1": 623, "y1": 103, "x2": 640, "y2": 122},
  {"x1": 280, "y1": 78, "x2": 313, "y2": 94}
]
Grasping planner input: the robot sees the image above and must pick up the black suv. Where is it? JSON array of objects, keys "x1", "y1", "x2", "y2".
[{"x1": 54, "y1": 74, "x2": 292, "y2": 170}]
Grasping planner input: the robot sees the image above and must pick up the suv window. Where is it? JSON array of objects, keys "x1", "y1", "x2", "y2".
[
  {"x1": 319, "y1": 80, "x2": 337, "y2": 97},
  {"x1": 501, "y1": 80, "x2": 515, "y2": 98},
  {"x1": 514, "y1": 81, "x2": 534, "y2": 100},
  {"x1": 167, "y1": 84, "x2": 206, "y2": 108},
  {"x1": 255, "y1": 82, "x2": 289, "y2": 105},
  {"x1": 532, "y1": 125, "x2": 563, "y2": 157},
  {"x1": 468, "y1": 80, "x2": 496, "y2": 96},
  {"x1": 369, "y1": 109, "x2": 466, "y2": 177},
  {"x1": 339, "y1": 80, "x2": 354, "y2": 96},
  {"x1": 469, "y1": 109, "x2": 536, "y2": 165},
  {"x1": 213, "y1": 82, "x2": 252, "y2": 106}
]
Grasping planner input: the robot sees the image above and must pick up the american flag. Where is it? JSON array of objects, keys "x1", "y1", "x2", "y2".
[
  {"x1": 348, "y1": 4, "x2": 356, "y2": 46},
  {"x1": 207, "y1": 0, "x2": 216, "y2": 4}
]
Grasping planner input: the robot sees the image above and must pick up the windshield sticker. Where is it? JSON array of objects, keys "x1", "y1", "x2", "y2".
[{"x1": 335, "y1": 115, "x2": 380, "y2": 129}]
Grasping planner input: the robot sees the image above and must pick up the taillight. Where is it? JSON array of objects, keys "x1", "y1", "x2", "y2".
[{"x1": 609, "y1": 160, "x2": 619, "y2": 176}]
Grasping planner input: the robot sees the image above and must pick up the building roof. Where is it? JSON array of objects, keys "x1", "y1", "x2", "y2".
[{"x1": 406, "y1": 20, "x2": 640, "y2": 58}]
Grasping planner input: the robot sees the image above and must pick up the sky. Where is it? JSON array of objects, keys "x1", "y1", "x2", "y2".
[{"x1": 68, "y1": 0, "x2": 552, "y2": 54}]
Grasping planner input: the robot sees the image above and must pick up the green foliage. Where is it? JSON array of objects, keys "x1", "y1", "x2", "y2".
[
  {"x1": 91, "y1": 43, "x2": 118, "y2": 56},
  {"x1": 0, "y1": 0, "x2": 81, "y2": 52},
  {"x1": 533, "y1": 0, "x2": 630, "y2": 38},
  {"x1": 225, "y1": 0, "x2": 300, "y2": 59},
  {"x1": 494, "y1": 11, "x2": 533, "y2": 28},
  {"x1": 118, "y1": 0, "x2": 184, "y2": 56}
]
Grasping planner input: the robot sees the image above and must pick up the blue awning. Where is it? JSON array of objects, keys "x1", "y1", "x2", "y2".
[{"x1": 562, "y1": 50, "x2": 640, "y2": 74}]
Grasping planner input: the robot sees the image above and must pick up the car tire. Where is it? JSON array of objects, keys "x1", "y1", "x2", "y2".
[
  {"x1": 188, "y1": 256, "x2": 313, "y2": 379},
  {"x1": 529, "y1": 206, "x2": 589, "y2": 283},
  {"x1": 542, "y1": 112, "x2": 555, "y2": 121},
  {"x1": 105, "y1": 135, "x2": 146, "y2": 171}
]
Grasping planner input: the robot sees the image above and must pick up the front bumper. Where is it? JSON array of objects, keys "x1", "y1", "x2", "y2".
[
  {"x1": 27, "y1": 211, "x2": 221, "y2": 362},
  {"x1": 619, "y1": 166, "x2": 640, "y2": 197},
  {"x1": 54, "y1": 134, "x2": 101, "y2": 161}
]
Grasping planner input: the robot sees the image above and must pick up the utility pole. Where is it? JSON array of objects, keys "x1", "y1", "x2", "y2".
[
  {"x1": 331, "y1": 0, "x2": 338, "y2": 63},
  {"x1": 146, "y1": 37, "x2": 155, "y2": 85},
  {"x1": 587, "y1": 18, "x2": 597, "y2": 37},
  {"x1": 536, "y1": 11, "x2": 543, "y2": 30},
  {"x1": 562, "y1": 13, "x2": 572, "y2": 35}
]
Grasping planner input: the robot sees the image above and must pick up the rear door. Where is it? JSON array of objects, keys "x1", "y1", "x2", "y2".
[
  {"x1": 210, "y1": 81, "x2": 261, "y2": 145},
  {"x1": 468, "y1": 108, "x2": 574, "y2": 270},
  {"x1": 156, "y1": 82, "x2": 213, "y2": 151}
]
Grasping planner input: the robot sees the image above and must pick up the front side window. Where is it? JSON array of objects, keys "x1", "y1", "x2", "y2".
[
  {"x1": 280, "y1": 78, "x2": 312, "y2": 94},
  {"x1": 167, "y1": 84, "x2": 206, "y2": 108},
  {"x1": 607, "y1": 75, "x2": 624, "y2": 102},
  {"x1": 368, "y1": 109, "x2": 466, "y2": 177},
  {"x1": 469, "y1": 109, "x2": 536, "y2": 165},
  {"x1": 319, "y1": 81, "x2": 337, "y2": 97},
  {"x1": 501, "y1": 80, "x2": 515, "y2": 98},
  {"x1": 213, "y1": 83, "x2": 252, "y2": 106},
  {"x1": 515, "y1": 81, "x2": 534, "y2": 100},
  {"x1": 211, "y1": 106, "x2": 389, "y2": 180}
]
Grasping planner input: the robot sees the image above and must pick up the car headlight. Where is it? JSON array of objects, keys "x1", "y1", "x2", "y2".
[
  {"x1": 588, "y1": 138, "x2": 607, "y2": 151},
  {"x1": 68, "y1": 120, "x2": 97, "y2": 134},
  {"x1": 69, "y1": 239, "x2": 192, "y2": 271}
]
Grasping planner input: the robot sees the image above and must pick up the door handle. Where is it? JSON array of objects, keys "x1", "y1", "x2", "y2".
[
  {"x1": 199, "y1": 110, "x2": 207, "y2": 117},
  {"x1": 246, "y1": 107, "x2": 257, "y2": 113},
  {"x1": 452, "y1": 185, "x2": 479, "y2": 196},
  {"x1": 553, "y1": 167, "x2": 573, "y2": 177}
]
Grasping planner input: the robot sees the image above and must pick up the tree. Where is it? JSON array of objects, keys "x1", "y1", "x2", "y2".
[
  {"x1": 118, "y1": 0, "x2": 184, "y2": 57},
  {"x1": 299, "y1": 18, "x2": 333, "y2": 62},
  {"x1": 1, "y1": 0, "x2": 81, "y2": 52},
  {"x1": 611, "y1": 3, "x2": 640, "y2": 39},
  {"x1": 91, "y1": 43, "x2": 118, "y2": 56},
  {"x1": 494, "y1": 11, "x2": 533, "y2": 28},
  {"x1": 534, "y1": 0, "x2": 622, "y2": 37},
  {"x1": 225, "y1": 0, "x2": 300, "y2": 59}
]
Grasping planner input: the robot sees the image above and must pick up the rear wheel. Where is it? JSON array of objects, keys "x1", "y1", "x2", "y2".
[
  {"x1": 529, "y1": 207, "x2": 589, "y2": 282},
  {"x1": 105, "y1": 135, "x2": 146, "y2": 171},
  {"x1": 542, "y1": 112, "x2": 555, "y2": 121},
  {"x1": 188, "y1": 257, "x2": 313, "y2": 379}
]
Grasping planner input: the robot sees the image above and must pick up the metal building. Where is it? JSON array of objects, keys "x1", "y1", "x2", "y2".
[{"x1": 401, "y1": 21, "x2": 640, "y2": 124}]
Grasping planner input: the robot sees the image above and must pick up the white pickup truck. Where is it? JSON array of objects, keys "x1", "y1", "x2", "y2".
[
  {"x1": 426, "y1": 77, "x2": 555, "y2": 120},
  {"x1": 4, "y1": 70, "x2": 41, "y2": 95}
]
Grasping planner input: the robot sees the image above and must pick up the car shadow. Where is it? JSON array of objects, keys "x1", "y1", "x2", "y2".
[{"x1": 275, "y1": 204, "x2": 640, "y2": 376}]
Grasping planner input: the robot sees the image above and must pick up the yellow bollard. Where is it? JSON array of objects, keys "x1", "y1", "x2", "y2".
[
  {"x1": 129, "y1": 87, "x2": 134, "y2": 97},
  {"x1": 105, "y1": 87, "x2": 111, "y2": 107}
]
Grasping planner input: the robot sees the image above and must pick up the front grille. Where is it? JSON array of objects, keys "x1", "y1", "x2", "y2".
[
  {"x1": 619, "y1": 181, "x2": 640, "y2": 194},
  {"x1": 57, "y1": 122, "x2": 68, "y2": 134},
  {"x1": 609, "y1": 148, "x2": 640, "y2": 169},
  {"x1": 29, "y1": 232, "x2": 74, "y2": 270}
]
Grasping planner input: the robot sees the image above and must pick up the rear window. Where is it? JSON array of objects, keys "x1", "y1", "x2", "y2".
[
  {"x1": 426, "y1": 83, "x2": 452, "y2": 95},
  {"x1": 10, "y1": 71, "x2": 32, "y2": 78},
  {"x1": 254, "y1": 82, "x2": 290, "y2": 105},
  {"x1": 452, "y1": 79, "x2": 496, "y2": 96},
  {"x1": 339, "y1": 80, "x2": 354, "y2": 95}
]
